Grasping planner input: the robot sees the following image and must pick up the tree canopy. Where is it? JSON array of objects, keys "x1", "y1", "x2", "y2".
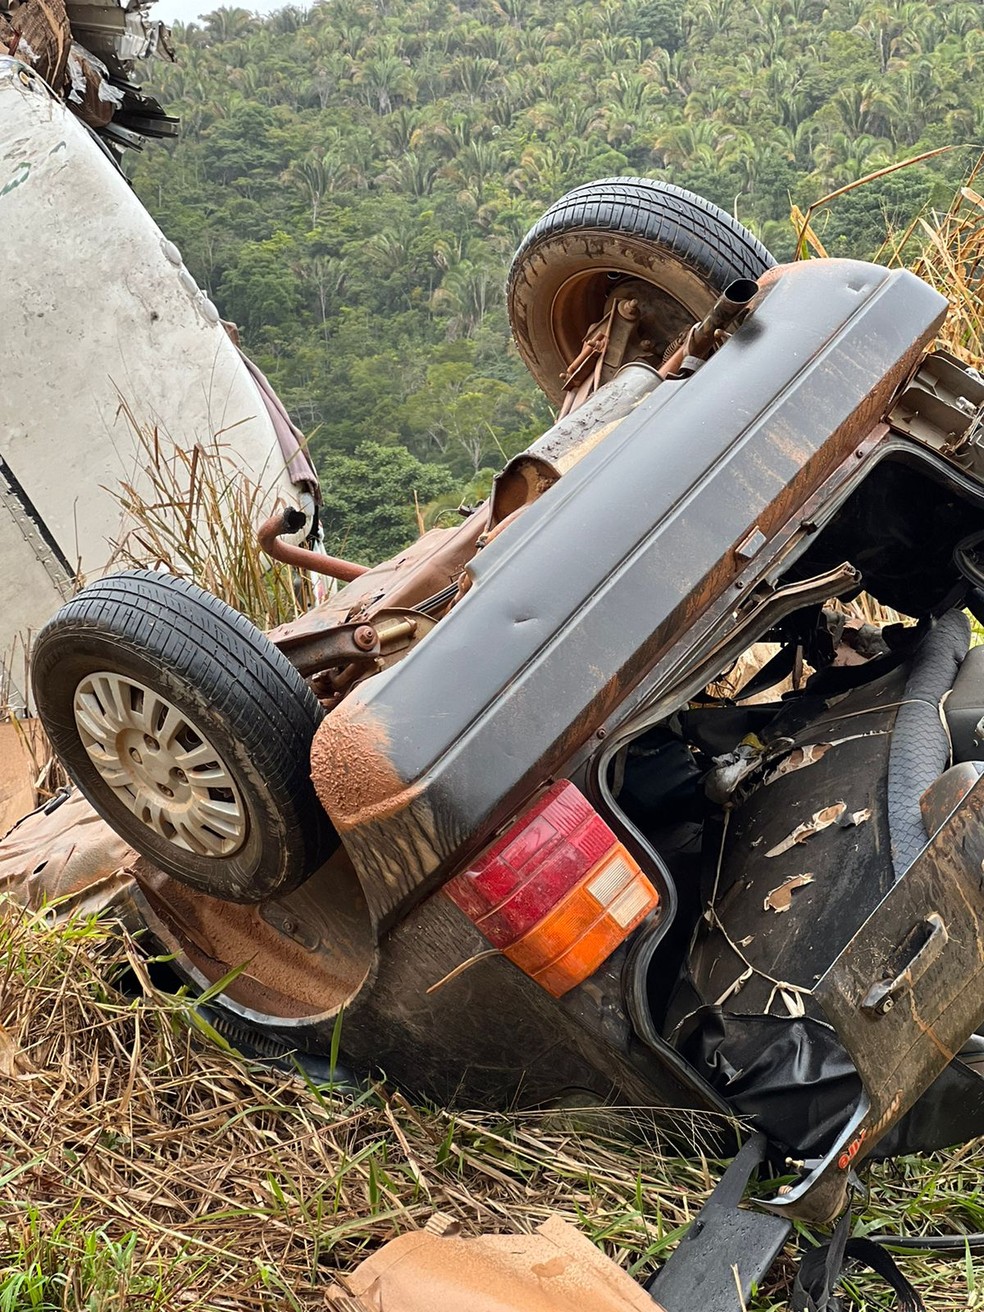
[{"x1": 130, "y1": 0, "x2": 983, "y2": 556}]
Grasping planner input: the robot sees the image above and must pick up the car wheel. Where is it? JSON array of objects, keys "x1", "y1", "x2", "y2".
[
  {"x1": 31, "y1": 570, "x2": 338, "y2": 903},
  {"x1": 507, "y1": 176, "x2": 776, "y2": 405}
]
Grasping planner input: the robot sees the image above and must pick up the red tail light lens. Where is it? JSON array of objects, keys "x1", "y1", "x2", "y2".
[{"x1": 444, "y1": 781, "x2": 659, "y2": 997}]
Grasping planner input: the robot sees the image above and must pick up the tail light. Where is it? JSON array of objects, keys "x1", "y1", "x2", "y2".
[{"x1": 444, "y1": 781, "x2": 659, "y2": 997}]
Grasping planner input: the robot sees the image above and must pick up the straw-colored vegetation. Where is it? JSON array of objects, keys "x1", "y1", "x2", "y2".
[
  {"x1": 0, "y1": 908, "x2": 982, "y2": 1310},
  {"x1": 108, "y1": 404, "x2": 311, "y2": 631}
]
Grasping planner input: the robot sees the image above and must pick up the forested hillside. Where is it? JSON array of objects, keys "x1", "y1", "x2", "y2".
[{"x1": 131, "y1": 0, "x2": 984, "y2": 556}]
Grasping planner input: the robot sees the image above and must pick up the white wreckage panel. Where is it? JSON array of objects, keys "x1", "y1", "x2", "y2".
[{"x1": 0, "y1": 62, "x2": 314, "y2": 700}]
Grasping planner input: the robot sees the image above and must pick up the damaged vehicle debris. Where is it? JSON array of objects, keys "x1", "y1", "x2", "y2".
[
  {"x1": 1, "y1": 0, "x2": 176, "y2": 155},
  {"x1": 0, "y1": 47, "x2": 322, "y2": 706},
  {"x1": 9, "y1": 175, "x2": 984, "y2": 1306}
]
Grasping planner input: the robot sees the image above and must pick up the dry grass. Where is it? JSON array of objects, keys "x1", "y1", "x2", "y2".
[
  {"x1": 880, "y1": 151, "x2": 984, "y2": 366},
  {"x1": 794, "y1": 149, "x2": 984, "y2": 367},
  {"x1": 0, "y1": 907, "x2": 980, "y2": 1309},
  {"x1": 2, "y1": 406, "x2": 309, "y2": 819},
  {"x1": 793, "y1": 152, "x2": 984, "y2": 635},
  {"x1": 0, "y1": 908, "x2": 724, "y2": 1309},
  {"x1": 107, "y1": 404, "x2": 311, "y2": 631}
]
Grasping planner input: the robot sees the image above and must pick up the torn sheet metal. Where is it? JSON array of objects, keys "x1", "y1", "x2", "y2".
[
  {"x1": 0, "y1": 789, "x2": 141, "y2": 927},
  {"x1": 2, "y1": 0, "x2": 72, "y2": 88},
  {"x1": 0, "y1": 62, "x2": 317, "y2": 705}
]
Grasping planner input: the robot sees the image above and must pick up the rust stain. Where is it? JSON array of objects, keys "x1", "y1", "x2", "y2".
[
  {"x1": 909, "y1": 999, "x2": 955, "y2": 1064},
  {"x1": 310, "y1": 703, "x2": 420, "y2": 834},
  {"x1": 134, "y1": 852, "x2": 373, "y2": 1018}
]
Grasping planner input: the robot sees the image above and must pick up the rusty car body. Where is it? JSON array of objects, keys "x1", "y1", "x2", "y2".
[{"x1": 17, "y1": 178, "x2": 984, "y2": 1305}]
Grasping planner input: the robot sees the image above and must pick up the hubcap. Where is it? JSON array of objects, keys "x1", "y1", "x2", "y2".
[{"x1": 73, "y1": 673, "x2": 247, "y2": 858}]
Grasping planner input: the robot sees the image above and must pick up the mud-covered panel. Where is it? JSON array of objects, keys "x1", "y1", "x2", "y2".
[
  {"x1": 342, "y1": 889, "x2": 719, "y2": 1115},
  {"x1": 0, "y1": 788, "x2": 139, "y2": 923},
  {"x1": 319, "y1": 261, "x2": 947, "y2": 919},
  {"x1": 761, "y1": 770, "x2": 984, "y2": 1221},
  {"x1": 817, "y1": 773, "x2": 984, "y2": 1130}
]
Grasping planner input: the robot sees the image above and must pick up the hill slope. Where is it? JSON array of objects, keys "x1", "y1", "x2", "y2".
[{"x1": 130, "y1": 0, "x2": 983, "y2": 545}]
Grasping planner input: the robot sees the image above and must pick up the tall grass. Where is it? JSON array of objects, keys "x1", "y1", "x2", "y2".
[
  {"x1": 107, "y1": 401, "x2": 312, "y2": 630},
  {"x1": 885, "y1": 154, "x2": 984, "y2": 366},
  {"x1": 0, "y1": 907, "x2": 977, "y2": 1309}
]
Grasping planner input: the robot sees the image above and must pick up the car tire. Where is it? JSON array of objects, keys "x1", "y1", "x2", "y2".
[
  {"x1": 507, "y1": 177, "x2": 776, "y2": 404},
  {"x1": 31, "y1": 570, "x2": 338, "y2": 903}
]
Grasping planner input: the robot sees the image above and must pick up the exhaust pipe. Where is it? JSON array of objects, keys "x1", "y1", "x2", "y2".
[
  {"x1": 687, "y1": 277, "x2": 760, "y2": 360},
  {"x1": 258, "y1": 506, "x2": 368, "y2": 582}
]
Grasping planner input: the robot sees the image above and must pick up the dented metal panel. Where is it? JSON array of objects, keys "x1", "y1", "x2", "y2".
[
  {"x1": 765, "y1": 772, "x2": 984, "y2": 1223},
  {"x1": 312, "y1": 260, "x2": 947, "y2": 926},
  {"x1": 0, "y1": 60, "x2": 308, "y2": 660}
]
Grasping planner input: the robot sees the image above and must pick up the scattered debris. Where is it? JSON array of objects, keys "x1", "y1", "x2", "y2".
[
  {"x1": 705, "y1": 741, "x2": 764, "y2": 804},
  {"x1": 763, "y1": 742, "x2": 832, "y2": 785},
  {"x1": 327, "y1": 1212, "x2": 659, "y2": 1312},
  {"x1": 1, "y1": 0, "x2": 176, "y2": 156},
  {"x1": 765, "y1": 803, "x2": 846, "y2": 856},
  {"x1": 764, "y1": 874, "x2": 815, "y2": 913}
]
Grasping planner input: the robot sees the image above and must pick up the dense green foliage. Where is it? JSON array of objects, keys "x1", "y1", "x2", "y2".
[
  {"x1": 319, "y1": 440, "x2": 454, "y2": 558},
  {"x1": 131, "y1": 0, "x2": 982, "y2": 557}
]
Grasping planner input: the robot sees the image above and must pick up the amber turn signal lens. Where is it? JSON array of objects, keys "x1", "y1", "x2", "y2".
[
  {"x1": 504, "y1": 847, "x2": 658, "y2": 996},
  {"x1": 445, "y1": 781, "x2": 659, "y2": 997}
]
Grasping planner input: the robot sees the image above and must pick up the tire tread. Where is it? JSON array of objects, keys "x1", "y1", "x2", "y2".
[{"x1": 31, "y1": 570, "x2": 335, "y2": 899}]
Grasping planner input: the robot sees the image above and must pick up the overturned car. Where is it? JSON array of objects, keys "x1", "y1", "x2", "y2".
[{"x1": 10, "y1": 177, "x2": 984, "y2": 1299}]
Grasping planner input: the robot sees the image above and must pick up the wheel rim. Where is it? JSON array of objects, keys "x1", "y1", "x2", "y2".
[
  {"x1": 549, "y1": 268, "x2": 702, "y2": 374},
  {"x1": 73, "y1": 672, "x2": 247, "y2": 858}
]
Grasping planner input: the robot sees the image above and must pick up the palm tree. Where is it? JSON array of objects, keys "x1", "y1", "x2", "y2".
[
  {"x1": 355, "y1": 53, "x2": 416, "y2": 113},
  {"x1": 267, "y1": 5, "x2": 307, "y2": 34},
  {"x1": 684, "y1": 0, "x2": 737, "y2": 42},
  {"x1": 365, "y1": 224, "x2": 417, "y2": 278},
  {"x1": 941, "y1": 3, "x2": 983, "y2": 39},
  {"x1": 201, "y1": 6, "x2": 256, "y2": 43},
  {"x1": 382, "y1": 106, "x2": 426, "y2": 153},
  {"x1": 651, "y1": 116, "x2": 721, "y2": 169},
  {"x1": 890, "y1": 56, "x2": 943, "y2": 141},
  {"x1": 455, "y1": 56, "x2": 501, "y2": 98},
  {"x1": 310, "y1": 52, "x2": 355, "y2": 110},
  {"x1": 431, "y1": 260, "x2": 502, "y2": 339},
  {"x1": 582, "y1": 35, "x2": 644, "y2": 68},
  {"x1": 644, "y1": 47, "x2": 692, "y2": 97},
  {"x1": 295, "y1": 255, "x2": 347, "y2": 350},
  {"x1": 441, "y1": 139, "x2": 503, "y2": 205},
  {"x1": 286, "y1": 155, "x2": 330, "y2": 226},
  {"x1": 811, "y1": 131, "x2": 892, "y2": 187},
  {"x1": 377, "y1": 149, "x2": 438, "y2": 197}
]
